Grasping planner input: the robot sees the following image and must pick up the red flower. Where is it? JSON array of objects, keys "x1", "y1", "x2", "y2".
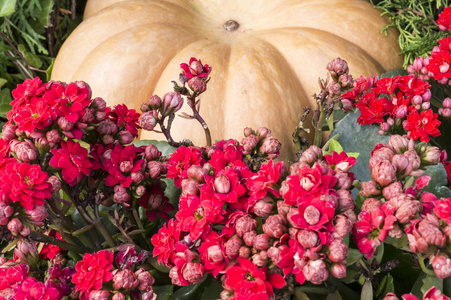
[
  {"x1": 50, "y1": 140, "x2": 93, "y2": 186},
  {"x1": 44, "y1": 82, "x2": 91, "y2": 123},
  {"x1": 282, "y1": 164, "x2": 337, "y2": 206},
  {"x1": 434, "y1": 198, "x2": 451, "y2": 224},
  {"x1": 403, "y1": 109, "x2": 441, "y2": 142},
  {"x1": 12, "y1": 99, "x2": 55, "y2": 133},
  {"x1": 438, "y1": 36, "x2": 451, "y2": 51},
  {"x1": 374, "y1": 76, "x2": 400, "y2": 95},
  {"x1": 138, "y1": 185, "x2": 174, "y2": 221},
  {"x1": 8, "y1": 77, "x2": 45, "y2": 120},
  {"x1": 290, "y1": 196, "x2": 336, "y2": 233},
  {"x1": 356, "y1": 93, "x2": 392, "y2": 125},
  {"x1": 151, "y1": 219, "x2": 181, "y2": 265},
  {"x1": 14, "y1": 277, "x2": 61, "y2": 300},
  {"x1": 180, "y1": 57, "x2": 211, "y2": 79},
  {"x1": 353, "y1": 208, "x2": 396, "y2": 258},
  {"x1": 438, "y1": 7, "x2": 451, "y2": 31},
  {"x1": 39, "y1": 232, "x2": 65, "y2": 260},
  {"x1": 201, "y1": 168, "x2": 247, "y2": 204},
  {"x1": 397, "y1": 75, "x2": 430, "y2": 98},
  {"x1": 246, "y1": 160, "x2": 283, "y2": 208},
  {"x1": 72, "y1": 250, "x2": 114, "y2": 297},
  {"x1": 324, "y1": 151, "x2": 356, "y2": 172},
  {"x1": 225, "y1": 258, "x2": 285, "y2": 299},
  {"x1": 167, "y1": 146, "x2": 204, "y2": 188},
  {"x1": 103, "y1": 144, "x2": 145, "y2": 188},
  {"x1": 427, "y1": 50, "x2": 451, "y2": 80},
  {"x1": 0, "y1": 162, "x2": 51, "y2": 210},
  {"x1": 109, "y1": 104, "x2": 141, "y2": 137},
  {"x1": 198, "y1": 231, "x2": 227, "y2": 277}
]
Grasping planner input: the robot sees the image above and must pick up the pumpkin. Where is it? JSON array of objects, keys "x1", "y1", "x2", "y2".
[{"x1": 51, "y1": 0, "x2": 402, "y2": 160}]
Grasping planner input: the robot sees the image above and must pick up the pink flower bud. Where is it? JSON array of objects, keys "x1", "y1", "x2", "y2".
[
  {"x1": 300, "y1": 145, "x2": 323, "y2": 164},
  {"x1": 360, "y1": 181, "x2": 381, "y2": 197},
  {"x1": 182, "y1": 262, "x2": 204, "y2": 284},
  {"x1": 214, "y1": 175, "x2": 231, "y2": 194},
  {"x1": 14, "y1": 140, "x2": 38, "y2": 162},
  {"x1": 328, "y1": 81, "x2": 342, "y2": 96},
  {"x1": 187, "y1": 165, "x2": 206, "y2": 182},
  {"x1": 431, "y1": 255, "x2": 451, "y2": 279},
  {"x1": 243, "y1": 127, "x2": 253, "y2": 137},
  {"x1": 254, "y1": 233, "x2": 271, "y2": 250},
  {"x1": 20, "y1": 226, "x2": 31, "y2": 236},
  {"x1": 263, "y1": 214, "x2": 287, "y2": 238},
  {"x1": 339, "y1": 74, "x2": 353, "y2": 88},
  {"x1": 393, "y1": 198, "x2": 422, "y2": 224},
  {"x1": 361, "y1": 198, "x2": 382, "y2": 213},
  {"x1": 421, "y1": 102, "x2": 430, "y2": 110},
  {"x1": 304, "y1": 205, "x2": 321, "y2": 225},
  {"x1": 336, "y1": 190, "x2": 355, "y2": 212},
  {"x1": 303, "y1": 259, "x2": 329, "y2": 285},
  {"x1": 257, "y1": 127, "x2": 271, "y2": 138},
  {"x1": 7, "y1": 218, "x2": 23, "y2": 234},
  {"x1": 404, "y1": 149, "x2": 421, "y2": 170},
  {"x1": 161, "y1": 92, "x2": 183, "y2": 117},
  {"x1": 169, "y1": 266, "x2": 182, "y2": 286},
  {"x1": 140, "y1": 111, "x2": 158, "y2": 131},
  {"x1": 181, "y1": 179, "x2": 200, "y2": 196},
  {"x1": 141, "y1": 103, "x2": 151, "y2": 113},
  {"x1": 330, "y1": 263, "x2": 347, "y2": 279},
  {"x1": 334, "y1": 214, "x2": 353, "y2": 238},
  {"x1": 27, "y1": 205, "x2": 48, "y2": 223},
  {"x1": 235, "y1": 215, "x2": 258, "y2": 237},
  {"x1": 97, "y1": 119, "x2": 118, "y2": 135},
  {"x1": 57, "y1": 117, "x2": 75, "y2": 131},
  {"x1": 118, "y1": 130, "x2": 134, "y2": 144},
  {"x1": 135, "y1": 268, "x2": 155, "y2": 291},
  {"x1": 334, "y1": 171, "x2": 353, "y2": 190},
  {"x1": 0, "y1": 204, "x2": 13, "y2": 226},
  {"x1": 131, "y1": 171, "x2": 144, "y2": 184},
  {"x1": 382, "y1": 182, "x2": 403, "y2": 200},
  {"x1": 113, "y1": 269, "x2": 139, "y2": 290},
  {"x1": 14, "y1": 239, "x2": 37, "y2": 261},
  {"x1": 102, "y1": 135, "x2": 114, "y2": 144},
  {"x1": 277, "y1": 200, "x2": 291, "y2": 216},
  {"x1": 297, "y1": 230, "x2": 319, "y2": 248},
  {"x1": 239, "y1": 246, "x2": 251, "y2": 258},
  {"x1": 420, "y1": 146, "x2": 442, "y2": 165},
  {"x1": 440, "y1": 62, "x2": 450, "y2": 73},
  {"x1": 389, "y1": 135, "x2": 413, "y2": 154},
  {"x1": 189, "y1": 60, "x2": 204, "y2": 75},
  {"x1": 444, "y1": 98, "x2": 451, "y2": 108},
  {"x1": 96, "y1": 111, "x2": 106, "y2": 121},
  {"x1": 252, "y1": 251, "x2": 268, "y2": 267},
  {"x1": 253, "y1": 197, "x2": 274, "y2": 217},
  {"x1": 120, "y1": 161, "x2": 133, "y2": 173},
  {"x1": 243, "y1": 231, "x2": 257, "y2": 246},
  {"x1": 188, "y1": 77, "x2": 207, "y2": 93},
  {"x1": 372, "y1": 160, "x2": 397, "y2": 187},
  {"x1": 135, "y1": 185, "x2": 146, "y2": 197},
  {"x1": 287, "y1": 206, "x2": 300, "y2": 228},
  {"x1": 145, "y1": 144, "x2": 161, "y2": 160},
  {"x1": 259, "y1": 137, "x2": 281, "y2": 156},
  {"x1": 2, "y1": 124, "x2": 16, "y2": 141},
  {"x1": 148, "y1": 95, "x2": 162, "y2": 110},
  {"x1": 224, "y1": 237, "x2": 243, "y2": 260},
  {"x1": 328, "y1": 239, "x2": 348, "y2": 263},
  {"x1": 220, "y1": 289, "x2": 233, "y2": 300},
  {"x1": 89, "y1": 290, "x2": 110, "y2": 300},
  {"x1": 241, "y1": 135, "x2": 259, "y2": 154},
  {"x1": 327, "y1": 57, "x2": 349, "y2": 79},
  {"x1": 391, "y1": 154, "x2": 413, "y2": 177},
  {"x1": 112, "y1": 293, "x2": 126, "y2": 300},
  {"x1": 369, "y1": 145, "x2": 395, "y2": 169},
  {"x1": 113, "y1": 185, "x2": 130, "y2": 205},
  {"x1": 147, "y1": 161, "x2": 165, "y2": 179},
  {"x1": 207, "y1": 245, "x2": 224, "y2": 263}
]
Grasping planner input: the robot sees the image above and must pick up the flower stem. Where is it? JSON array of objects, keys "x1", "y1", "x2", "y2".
[
  {"x1": 92, "y1": 204, "x2": 116, "y2": 248},
  {"x1": 417, "y1": 254, "x2": 436, "y2": 277},
  {"x1": 187, "y1": 94, "x2": 211, "y2": 146},
  {"x1": 314, "y1": 108, "x2": 326, "y2": 147},
  {"x1": 29, "y1": 231, "x2": 91, "y2": 254}
]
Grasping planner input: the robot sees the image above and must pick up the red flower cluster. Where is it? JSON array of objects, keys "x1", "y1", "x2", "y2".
[
  {"x1": 384, "y1": 286, "x2": 450, "y2": 300},
  {"x1": 341, "y1": 74, "x2": 440, "y2": 142},
  {"x1": 437, "y1": 7, "x2": 451, "y2": 31},
  {"x1": 152, "y1": 127, "x2": 358, "y2": 298}
]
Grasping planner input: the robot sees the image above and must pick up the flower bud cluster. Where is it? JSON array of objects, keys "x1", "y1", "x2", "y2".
[
  {"x1": 241, "y1": 126, "x2": 282, "y2": 159},
  {"x1": 407, "y1": 57, "x2": 435, "y2": 82}
]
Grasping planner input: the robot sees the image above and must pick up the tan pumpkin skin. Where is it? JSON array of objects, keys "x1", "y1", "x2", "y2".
[{"x1": 51, "y1": 0, "x2": 402, "y2": 160}]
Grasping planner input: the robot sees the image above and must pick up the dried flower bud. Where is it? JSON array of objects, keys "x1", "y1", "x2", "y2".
[{"x1": 338, "y1": 73, "x2": 353, "y2": 88}]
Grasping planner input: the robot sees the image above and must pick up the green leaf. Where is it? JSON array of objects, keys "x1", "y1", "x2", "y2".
[
  {"x1": 361, "y1": 280, "x2": 373, "y2": 300},
  {"x1": 376, "y1": 274, "x2": 394, "y2": 299},
  {"x1": 0, "y1": 0, "x2": 16, "y2": 17},
  {"x1": 379, "y1": 69, "x2": 408, "y2": 79},
  {"x1": 294, "y1": 290, "x2": 310, "y2": 300},
  {"x1": 421, "y1": 276, "x2": 443, "y2": 295},
  {"x1": 346, "y1": 248, "x2": 363, "y2": 266},
  {"x1": 17, "y1": 44, "x2": 42, "y2": 69},
  {"x1": 35, "y1": 0, "x2": 53, "y2": 27},
  {"x1": 375, "y1": 242, "x2": 384, "y2": 264},
  {"x1": 170, "y1": 276, "x2": 207, "y2": 300},
  {"x1": 149, "y1": 256, "x2": 170, "y2": 273},
  {"x1": 326, "y1": 290, "x2": 343, "y2": 300},
  {"x1": 199, "y1": 279, "x2": 222, "y2": 300},
  {"x1": 46, "y1": 57, "x2": 55, "y2": 81},
  {"x1": 0, "y1": 78, "x2": 7, "y2": 89},
  {"x1": 0, "y1": 88, "x2": 12, "y2": 117},
  {"x1": 153, "y1": 285, "x2": 174, "y2": 300},
  {"x1": 133, "y1": 140, "x2": 177, "y2": 157},
  {"x1": 329, "y1": 139, "x2": 344, "y2": 153}
]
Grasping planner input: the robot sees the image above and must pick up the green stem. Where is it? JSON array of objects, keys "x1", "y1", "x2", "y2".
[
  {"x1": 417, "y1": 254, "x2": 436, "y2": 277},
  {"x1": 314, "y1": 109, "x2": 326, "y2": 147},
  {"x1": 93, "y1": 204, "x2": 116, "y2": 248},
  {"x1": 29, "y1": 231, "x2": 91, "y2": 254}
]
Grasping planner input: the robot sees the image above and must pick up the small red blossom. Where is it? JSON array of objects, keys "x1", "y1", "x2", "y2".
[
  {"x1": 103, "y1": 144, "x2": 145, "y2": 188},
  {"x1": 0, "y1": 162, "x2": 51, "y2": 210},
  {"x1": 324, "y1": 151, "x2": 356, "y2": 172},
  {"x1": 13, "y1": 99, "x2": 55, "y2": 133},
  {"x1": 434, "y1": 198, "x2": 451, "y2": 224},
  {"x1": 427, "y1": 50, "x2": 451, "y2": 80},
  {"x1": 72, "y1": 250, "x2": 114, "y2": 297},
  {"x1": 138, "y1": 185, "x2": 174, "y2": 221},
  {"x1": 403, "y1": 109, "x2": 441, "y2": 142},
  {"x1": 109, "y1": 104, "x2": 141, "y2": 137},
  {"x1": 167, "y1": 146, "x2": 204, "y2": 188},
  {"x1": 356, "y1": 93, "x2": 393, "y2": 125},
  {"x1": 438, "y1": 7, "x2": 451, "y2": 31},
  {"x1": 246, "y1": 160, "x2": 283, "y2": 208},
  {"x1": 151, "y1": 219, "x2": 181, "y2": 265},
  {"x1": 180, "y1": 57, "x2": 211, "y2": 79},
  {"x1": 50, "y1": 140, "x2": 93, "y2": 186}
]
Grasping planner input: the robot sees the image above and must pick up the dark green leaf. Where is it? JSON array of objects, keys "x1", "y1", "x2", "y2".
[
  {"x1": 153, "y1": 285, "x2": 174, "y2": 300},
  {"x1": 199, "y1": 279, "x2": 222, "y2": 300},
  {"x1": 35, "y1": 0, "x2": 53, "y2": 27},
  {"x1": 346, "y1": 248, "x2": 363, "y2": 266},
  {"x1": 376, "y1": 274, "x2": 394, "y2": 299},
  {"x1": 379, "y1": 69, "x2": 408, "y2": 78},
  {"x1": 149, "y1": 256, "x2": 170, "y2": 273},
  {"x1": 0, "y1": 88, "x2": 11, "y2": 116},
  {"x1": 0, "y1": 0, "x2": 17, "y2": 17},
  {"x1": 170, "y1": 276, "x2": 207, "y2": 300},
  {"x1": 18, "y1": 44, "x2": 43, "y2": 68},
  {"x1": 375, "y1": 243, "x2": 384, "y2": 264}
]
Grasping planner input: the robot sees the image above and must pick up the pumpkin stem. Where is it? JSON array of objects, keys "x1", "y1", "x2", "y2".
[{"x1": 223, "y1": 20, "x2": 239, "y2": 32}]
